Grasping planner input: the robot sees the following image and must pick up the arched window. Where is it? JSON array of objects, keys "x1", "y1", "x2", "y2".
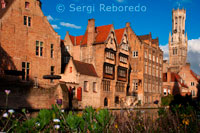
[{"x1": 104, "y1": 98, "x2": 108, "y2": 107}]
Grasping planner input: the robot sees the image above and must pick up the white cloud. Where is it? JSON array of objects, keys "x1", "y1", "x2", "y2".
[
  {"x1": 188, "y1": 38, "x2": 200, "y2": 53},
  {"x1": 160, "y1": 44, "x2": 169, "y2": 60},
  {"x1": 160, "y1": 37, "x2": 200, "y2": 75},
  {"x1": 51, "y1": 24, "x2": 60, "y2": 29},
  {"x1": 47, "y1": 15, "x2": 54, "y2": 21},
  {"x1": 60, "y1": 22, "x2": 81, "y2": 29}
]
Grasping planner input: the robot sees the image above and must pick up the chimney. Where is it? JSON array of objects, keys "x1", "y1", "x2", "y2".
[
  {"x1": 87, "y1": 19, "x2": 95, "y2": 45},
  {"x1": 36, "y1": 0, "x2": 42, "y2": 8},
  {"x1": 1, "y1": 0, "x2": 6, "y2": 9},
  {"x1": 167, "y1": 69, "x2": 171, "y2": 82},
  {"x1": 126, "y1": 22, "x2": 130, "y2": 27}
]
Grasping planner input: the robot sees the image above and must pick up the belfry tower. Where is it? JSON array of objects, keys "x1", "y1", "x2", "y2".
[{"x1": 169, "y1": 8, "x2": 188, "y2": 73}]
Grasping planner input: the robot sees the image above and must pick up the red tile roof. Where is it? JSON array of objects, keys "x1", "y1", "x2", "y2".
[
  {"x1": 163, "y1": 72, "x2": 188, "y2": 88},
  {"x1": 190, "y1": 70, "x2": 199, "y2": 81},
  {"x1": 95, "y1": 24, "x2": 113, "y2": 44},
  {"x1": 152, "y1": 38, "x2": 159, "y2": 45},
  {"x1": 69, "y1": 35, "x2": 84, "y2": 46},
  {"x1": 115, "y1": 28, "x2": 125, "y2": 44},
  {"x1": 73, "y1": 60, "x2": 98, "y2": 77}
]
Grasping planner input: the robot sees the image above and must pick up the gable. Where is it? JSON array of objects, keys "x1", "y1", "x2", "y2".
[{"x1": 105, "y1": 28, "x2": 117, "y2": 51}]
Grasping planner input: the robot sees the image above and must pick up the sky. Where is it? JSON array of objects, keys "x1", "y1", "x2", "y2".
[{"x1": 40, "y1": 0, "x2": 200, "y2": 74}]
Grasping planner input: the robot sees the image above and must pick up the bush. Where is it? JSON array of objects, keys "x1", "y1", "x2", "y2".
[{"x1": 161, "y1": 95, "x2": 174, "y2": 106}]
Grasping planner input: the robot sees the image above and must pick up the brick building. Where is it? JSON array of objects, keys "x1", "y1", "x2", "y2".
[
  {"x1": 62, "y1": 19, "x2": 163, "y2": 108},
  {"x1": 0, "y1": 0, "x2": 64, "y2": 109},
  {"x1": 126, "y1": 23, "x2": 163, "y2": 106}
]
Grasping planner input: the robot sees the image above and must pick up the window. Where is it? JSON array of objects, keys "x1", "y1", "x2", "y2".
[
  {"x1": 191, "y1": 90, "x2": 195, "y2": 96},
  {"x1": 106, "y1": 52, "x2": 114, "y2": 60},
  {"x1": 103, "y1": 80, "x2": 110, "y2": 91},
  {"x1": 116, "y1": 82, "x2": 125, "y2": 92},
  {"x1": 51, "y1": 44, "x2": 54, "y2": 58},
  {"x1": 22, "y1": 62, "x2": 30, "y2": 81},
  {"x1": 132, "y1": 80, "x2": 138, "y2": 91},
  {"x1": 164, "y1": 88, "x2": 167, "y2": 96},
  {"x1": 191, "y1": 82, "x2": 195, "y2": 86},
  {"x1": 93, "y1": 82, "x2": 97, "y2": 92},
  {"x1": 118, "y1": 68, "x2": 126, "y2": 78},
  {"x1": 156, "y1": 57, "x2": 158, "y2": 63},
  {"x1": 149, "y1": 53, "x2": 151, "y2": 60},
  {"x1": 119, "y1": 56, "x2": 127, "y2": 64},
  {"x1": 25, "y1": 2, "x2": 30, "y2": 9},
  {"x1": 153, "y1": 55, "x2": 155, "y2": 62},
  {"x1": 24, "y1": 16, "x2": 31, "y2": 27},
  {"x1": 173, "y1": 48, "x2": 178, "y2": 55},
  {"x1": 132, "y1": 51, "x2": 138, "y2": 58},
  {"x1": 148, "y1": 63, "x2": 151, "y2": 75},
  {"x1": 84, "y1": 81, "x2": 88, "y2": 91},
  {"x1": 168, "y1": 89, "x2": 170, "y2": 95},
  {"x1": 122, "y1": 44, "x2": 128, "y2": 51},
  {"x1": 144, "y1": 51, "x2": 147, "y2": 58},
  {"x1": 36, "y1": 41, "x2": 43, "y2": 56},
  {"x1": 145, "y1": 62, "x2": 148, "y2": 74},
  {"x1": 105, "y1": 65, "x2": 113, "y2": 75}
]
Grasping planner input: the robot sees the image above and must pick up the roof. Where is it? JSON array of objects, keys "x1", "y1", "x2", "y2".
[
  {"x1": 190, "y1": 70, "x2": 199, "y2": 82},
  {"x1": 73, "y1": 60, "x2": 98, "y2": 77},
  {"x1": 0, "y1": 0, "x2": 14, "y2": 19},
  {"x1": 152, "y1": 38, "x2": 159, "y2": 45},
  {"x1": 69, "y1": 35, "x2": 84, "y2": 46},
  {"x1": 163, "y1": 72, "x2": 188, "y2": 88},
  {"x1": 95, "y1": 24, "x2": 113, "y2": 44},
  {"x1": 115, "y1": 28, "x2": 125, "y2": 44},
  {"x1": 138, "y1": 34, "x2": 151, "y2": 41}
]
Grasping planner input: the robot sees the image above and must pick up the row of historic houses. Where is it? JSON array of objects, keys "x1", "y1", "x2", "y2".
[
  {"x1": 0, "y1": 0, "x2": 163, "y2": 109},
  {"x1": 0, "y1": 0, "x2": 199, "y2": 109}
]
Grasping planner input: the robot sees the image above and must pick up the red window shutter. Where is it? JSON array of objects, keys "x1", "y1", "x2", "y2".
[
  {"x1": 77, "y1": 87, "x2": 82, "y2": 101},
  {"x1": 70, "y1": 67, "x2": 72, "y2": 73}
]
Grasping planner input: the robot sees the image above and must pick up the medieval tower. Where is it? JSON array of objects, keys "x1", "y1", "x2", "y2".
[{"x1": 169, "y1": 8, "x2": 188, "y2": 73}]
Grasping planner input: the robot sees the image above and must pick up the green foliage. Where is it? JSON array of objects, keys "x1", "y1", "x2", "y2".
[{"x1": 161, "y1": 95, "x2": 174, "y2": 106}]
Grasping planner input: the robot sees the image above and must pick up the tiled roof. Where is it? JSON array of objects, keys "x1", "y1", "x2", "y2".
[
  {"x1": 115, "y1": 28, "x2": 125, "y2": 44},
  {"x1": 95, "y1": 24, "x2": 113, "y2": 44},
  {"x1": 69, "y1": 35, "x2": 84, "y2": 46},
  {"x1": 163, "y1": 72, "x2": 188, "y2": 88},
  {"x1": 190, "y1": 70, "x2": 199, "y2": 82},
  {"x1": 73, "y1": 60, "x2": 98, "y2": 77},
  {"x1": 0, "y1": 0, "x2": 14, "y2": 19},
  {"x1": 138, "y1": 34, "x2": 151, "y2": 41},
  {"x1": 152, "y1": 38, "x2": 159, "y2": 45}
]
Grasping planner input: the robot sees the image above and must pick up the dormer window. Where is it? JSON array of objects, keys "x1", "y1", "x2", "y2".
[{"x1": 25, "y1": 2, "x2": 30, "y2": 9}]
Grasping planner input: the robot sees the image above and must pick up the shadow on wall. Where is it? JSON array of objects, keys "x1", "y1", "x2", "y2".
[
  {"x1": 197, "y1": 80, "x2": 200, "y2": 101},
  {"x1": 0, "y1": 44, "x2": 34, "y2": 109},
  {"x1": 172, "y1": 82, "x2": 181, "y2": 96}
]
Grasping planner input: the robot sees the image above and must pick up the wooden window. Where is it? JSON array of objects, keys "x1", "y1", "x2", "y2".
[
  {"x1": 132, "y1": 51, "x2": 138, "y2": 58},
  {"x1": 116, "y1": 82, "x2": 125, "y2": 92},
  {"x1": 25, "y1": 2, "x2": 30, "y2": 9},
  {"x1": 24, "y1": 16, "x2": 31, "y2": 27},
  {"x1": 149, "y1": 53, "x2": 151, "y2": 60},
  {"x1": 106, "y1": 51, "x2": 114, "y2": 60},
  {"x1": 51, "y1": 44, "x2": 54, "y2": 58},
  {"x1": 191, "y1": 82, "x2": 195, "y2": 86},
  {"x1": 119, "y1": 56, "x2": 127, "y2": 64},
  {"x1": 36, "y1": 41, "x2": 43, "y2": 56},
  {"x1": 22, "y1": 62, "x2": 30, "y2": 81},
  {"x1": 118, "y1": 69, "x2": 126, "y2": 78},
  {"x1": 103, "y1": 80, "x2": 110, "y2": 91},
  {"x1": 84, "y1": 81, "x2": 88, "y2": 92},
  {"x1": 144, "y1": 51, "x2": 147, "y2": 58},
  {"x1": 132, "y1": 80, "x2": 138, "y2": 91},
  {"x1": 93, "y1": 82, "x2": 97, "y2": 92},
  {"x1": 105, "y1": 65, "x2": 113, "y2": 75}
]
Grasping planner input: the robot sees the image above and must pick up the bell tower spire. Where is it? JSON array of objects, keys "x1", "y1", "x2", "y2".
[{"x1": 168, "y1": 8, "x2": 188, "y2": 73}]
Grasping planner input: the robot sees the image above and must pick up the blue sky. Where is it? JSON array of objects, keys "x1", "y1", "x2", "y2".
[{"x1": 40, "y1": 0, "x2": 200, "y2": 74}]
